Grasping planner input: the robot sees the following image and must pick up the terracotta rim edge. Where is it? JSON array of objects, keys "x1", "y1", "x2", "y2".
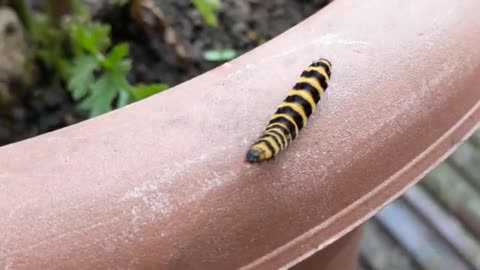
[{"x1": 247, "y1": 99, "x2": 480, "y2": 270}]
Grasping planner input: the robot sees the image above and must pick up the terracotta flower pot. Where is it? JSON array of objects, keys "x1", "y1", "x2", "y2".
[{"x1": 1, "y1": 0, "x2": 480, "y2": 269}]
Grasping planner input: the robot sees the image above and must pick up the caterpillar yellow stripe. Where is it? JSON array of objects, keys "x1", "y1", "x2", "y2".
[{"x1": 246, "y1": 58, "x2": 332, "y2": 163}]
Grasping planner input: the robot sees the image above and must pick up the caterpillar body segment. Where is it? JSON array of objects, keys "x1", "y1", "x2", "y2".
[{"x1": 246, "y1": 58, "x2": 331, "y2": 163}]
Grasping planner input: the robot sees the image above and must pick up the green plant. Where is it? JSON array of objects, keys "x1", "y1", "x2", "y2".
[
  {"x1": 191, "y1": 0, "x2": 221, "y2": 27},
  {"x1": 29, "y1": 2, "x2": 168, "y2": 118},
  {"x1": 30, "y1": 14, "x2": 71, "y2": 81},
  {"x1": 68, "y1": 21, "x2": 168, "y2": 117}
]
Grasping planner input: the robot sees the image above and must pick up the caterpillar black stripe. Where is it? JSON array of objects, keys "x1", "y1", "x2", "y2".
[{"x1": 246, "y1": 58, "x2": 332, "y2": 163}]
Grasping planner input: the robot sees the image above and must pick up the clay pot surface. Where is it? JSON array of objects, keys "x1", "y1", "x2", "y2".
[{"x1": 1, "y1": 0, "x2": 480, "y2": 269}]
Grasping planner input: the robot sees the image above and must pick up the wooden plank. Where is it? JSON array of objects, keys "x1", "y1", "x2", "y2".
[
  {"x1": 469, "y1": 130, "x2": 480, "y2": 149},
  {"x1": 422, "y1": 163, "x2": 480, "y2": 237},
  {"x1": 403, "y1": 186, "x2": 480, "y2": 269},
  {"x1": 358, "y1": 255, "x2": 373, "y2": 270},
  {"x1": 447, "y1": 141, "x2": 480, "y2": 191},
  {"x1": 361, "y1": 220, "x2": 420, "y2": 270},
  {"x1": 375, "y1": 199, "x2": 473, "y2": 270}
]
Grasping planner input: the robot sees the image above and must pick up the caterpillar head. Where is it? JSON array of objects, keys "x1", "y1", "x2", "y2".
[
  {"x1": 246, "y1": 149, "x2": 261, "y2": 163},
  {"x1": 246, "y1": 142, "x2": 274, "y2": 163}
]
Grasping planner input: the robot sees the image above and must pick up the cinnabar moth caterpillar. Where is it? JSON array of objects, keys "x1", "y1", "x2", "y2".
[{"x1": 246, "y1": 58, "x2": 332, "y2": 163}]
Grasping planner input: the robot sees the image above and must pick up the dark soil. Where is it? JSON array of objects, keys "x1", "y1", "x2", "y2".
[{"x1": 0, "y1": 0, "x2": 330, "y2": 146}]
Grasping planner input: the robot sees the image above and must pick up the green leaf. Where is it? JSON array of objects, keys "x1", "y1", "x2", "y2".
[
  {"x1": 68, "y1": 56, "x2": 99, "y2": 100},
  {"x1": 203, "y1": 48, "x2": 236, "y2": 62},
  {"x1": 191, "y1": 0, "x2": 221, "y2": 27},
  {"x1": 78, "y1": 68, "x2": 132, "y2": 117},
  {"x1": 31, "y1": 13, "x2": 72, "y2": 81},
  {"x1": 102, "y1": 43, "x2": 129, "y2": 70},
  {"x1": 72, "y1": 0, "x2": 90, "y2": 18},
  {"x1": 79, "y1": 75, "x2": 114, "y2": 117},
  {"x1": 57, "y1": 58, "x2": 74, "y2": 80},
  {"x1": 70, "y1": 22, "x2": 111, "y2": 54},
  {"x1": 117, "y1": 89, "x2": 132, "y2": 108},
  {"x1": 131, "y1": 83, "x2": 169, "y2": 101}
]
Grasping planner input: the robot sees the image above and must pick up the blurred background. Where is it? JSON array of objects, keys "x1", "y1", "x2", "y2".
[
  {"x1": 0, "y1": 1, "x2": 478, "y2": 269},
  {"x1": 0, "y1": 0, "x2": 330, "y2": 145}
]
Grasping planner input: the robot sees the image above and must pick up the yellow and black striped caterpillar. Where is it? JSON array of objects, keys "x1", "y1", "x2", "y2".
[{"x1": 246, "y1": 58, "x2": 332, "y2": 163}]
